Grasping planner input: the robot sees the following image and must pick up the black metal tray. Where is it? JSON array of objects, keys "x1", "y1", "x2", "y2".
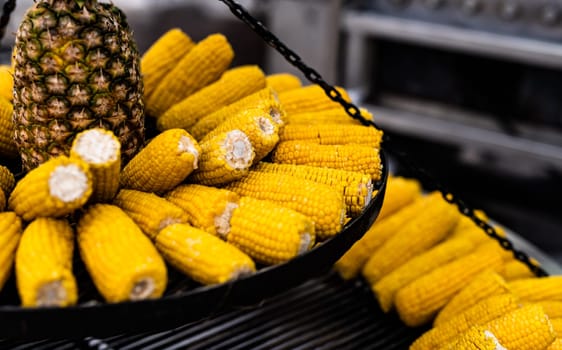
[{"x1": 0, "y1": 152, "x2": 388, "y2": 341}]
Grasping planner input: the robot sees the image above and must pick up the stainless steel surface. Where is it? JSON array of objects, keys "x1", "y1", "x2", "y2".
[{"x1": 342, "y1": 11, "x2": 562, "y2": 69}]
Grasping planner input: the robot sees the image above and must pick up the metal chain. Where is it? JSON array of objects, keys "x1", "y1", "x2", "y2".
[
  {"x1": 219, "y1": 0, "x2": 548, "y2": 277},
  {"x1": 0, "y1": 0, "x2": 16, "y2": 43}
]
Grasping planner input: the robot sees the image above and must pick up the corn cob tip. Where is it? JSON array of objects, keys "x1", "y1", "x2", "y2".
[
  {"x1": 49, "y1": 163, "x2": 91, "y2": 203},
  {"x1": 179, "y1": 134, "x2": 200, "y2": 169},
  {"x1": 224, "y1": 130, "x2": 254, "y2": 169},
  {"x1": 215, "y1": 201, "x2": 239, "y2": 239},
  {"x1": 130, "y1": 277, "x2": 157, "y2": 301},
  {"x1": 36, "y1": 280, "x2": 70, "y2": 307},
  {"x1": 72, "y1": 128, "x2": 120, "y2": 164},
  {"x1": 483, "y1": 330, "x2": 507, "y2": 350}
]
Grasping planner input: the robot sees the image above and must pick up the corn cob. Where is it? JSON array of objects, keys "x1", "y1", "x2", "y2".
[
  {"x1": 499, "y1": 259, "x2": 536, "y2": 281},
  {"x1": 0, "y1": 190, "x2": 5, "y2": 211},
  {"x1": 334, "y1": 196, "x2": 428, "y2": 280},
  {"x1": 226, "y1": 196, "x2": 315, "y2": 265},
  {"x1": 189, "y1": 130, "x2": 255, "y2": 186},
  {"x1": 157, "y1": 65, "x2": 267, "y2": 131},
  {"x1": 535, "y1": 301, "x2": 562, "y2": 319},
  {"x1": 265, "y1": 73, "x2": 302, "y2": 93},
  {"x1": 441, "y1": 304, "x2": 556, "y2": 350},
  {"x1": 454, "y1": 209, "x2": 489, "y2": 232},
  {"x1": 201, "y1": 107, "x2": 279, "y2": 162},
  {"x1": 271, "y1": 141, "x2": 383, "y2": 180},
  {"x1": 439, "y1": 327, "x2": 508, "y2": 350},
  {"x1": 0, "y1": 212, "x2": 22, "y2": 291},
  {"x1": 141, "y1": 28, "x2": 195, "y2": 100},
  {"x1": 434, "y1": 270, "x2": 511, "y2": 326},
  {"x1": 70, "y1": 128, "x2": 121, "y2": 203},
  {"x1": 548, "y1": 339, "x2": 562, "y2": 350},
  {"x1": 376, "y1": 176, "x2": 422, "y2": 220},
  {"x1": 189, "y1": 87, "x2": 284, "y2": 141},
  {"x1": 0, "y1": 96, "x2": 17, "y2": 159},
  {"x1": 278, "y1": 124, "x2": 383, "y2": 148},
  {"x1": 278, "y1": 85, "x2": 351, "y2": 115},
  {"x1": 15, "y1": 218, "x2": 77, "y2": 307},
  {"x1": 0, "y1": 165, "x2": 15, "y2": 197},
  {"x1": 146, "y1": 33, "x2": 234, "y2": 117},
  {"x1": 394, "y1": 243, "x2": 505, "y2": 327},
  {"x1": 77, "y1": 204, "x2": 167, "y2": 303},
  {"x1": 120, "y1": 129, "x2": 200, "y2": 193},
  {"x1": 0, "y1": 65, "x2": 13, "y2": 102},
  {"x1": 508, "y1": 276, "x2": 562, "y2": 302},
  {"x1": 225, "y1": 171, "x2": 346, "y2": 239},
  {"x1": 113, "y1": 189, "x2": 189, "y2": 240},
  {"x1": 284, "y1": 108, "x2": 374, "y2": 126},
  {"x1": 165, "y1": 184, "x2": 240, "y2": 237},
  {"x1": 411, "y1": 293, "x2": 521, "y2": 350},
  {"x1": 552, "y1": 319, "x2": 562, "y2": 336},
  {"x1": 253, "y1": 162, "x2": 373, "y2": 217},
  {"x1": 8, "y1": 156, "x2": 92, "y2": 221},
  {"x1": 371, "y1": 237, "x2": 475, "y2": 313},
  {"x1": 156, "y1": 223, "x2": 255, "y2": 285},
  {"x1": 362, "y1": 192, "x2": 460, "y2": 285}
]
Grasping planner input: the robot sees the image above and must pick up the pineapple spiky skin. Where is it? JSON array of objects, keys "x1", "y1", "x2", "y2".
[{"x1": 12, "y1": 0, "x2": 145, "y2": 171}]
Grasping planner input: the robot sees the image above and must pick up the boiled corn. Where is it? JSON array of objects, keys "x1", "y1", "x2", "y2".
[
  {"x1": 284, "y1": 108, "x2": 373, "y2": 126},
  {"x1": 0, "y1": 212, "x2": 22, "y2": 291},
  {"x1": 77, "y1": 204, "x2": 167, "y2": 303},
  {"x1": 0, "y1": 165, "x2": 15, "y2": 197},
  {"x1": 157, "y1": 65, "x2": 266, "y2": 131},
  {"x1": 265, "y1": 73, "x2": 302, "y2": 93},
  {"x1": 376, "y1": 176, "x2": 422, "y2": 220},
  {"x1": 8, "y1": 156, "x2": 92, "y2": 221},
  {"x1": 508, "y1": 276, "x2": 562, "y2": 302},
  {"x1": 279, "y1": 124, "x2": 383, "y2": 148},
  {"x1": 16, "y1": 218, "x2": 77, "y2": 307},
  {"x1": 120, "y1": 129, "x2": 200, "y2": 193},
  {"x1": 278, "y1": 85, "x2": 351, "y2": 115},
  {"x1": 0, "y1": 65, "x2": 13, "y2": 101},
  {"x1": 536, "y1": 301, "x2": 562, "y2": 319},
  {"x1": 113, "y1": 189, "x2": 189, "y2": 240},
  {"x1": 499, "y1": 259, "x2": 536, "y2": 281},
  {"x1": 0, "y1": 96, "x2": 17, "y2": 159},
  {"x1": 156, "y1": 223, "x2": 255, "y2": 285},
  {"x1": 226, "y1": 171, "x2": 346, "y2": 239}
]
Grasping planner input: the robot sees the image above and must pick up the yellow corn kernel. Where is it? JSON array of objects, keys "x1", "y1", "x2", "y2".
[
  {"x1": 8, "y1": 156, "x2": 92, "y2": 221},
  {"x1": 377, "y1": 176, "x2": 422, "y2": 220},
  {"x1": 278, "y1": 85, "x2": 351, "y2": 115},
  {"x1": 189, "y1": 130, "x2": 255, "y2": 186},
  {"x1": 362, "y1": 192, "x2": 460, "y2": 285},
  {"x1": 156, "y1": 223, "x2": 255, "y2": 285},
  {"x1": 411, "y1": 293, "x2": 521, "y2": 350},
  {"x1": 442, "y1": 304, "x2": 556, "y2": 350},
  {"x1": 279, "y1": 124, "x2": 383, "y2": 148},
  {"x1": 77, "y1": 204, "x2": 167, "y2": 303},
  {"x1": 157, "y1": 65, "x2": 267, "y2": 131},
  {"x1": 189, "y1": 87, "x2": 285, "y2": 141},
  {"x1": 548, "y1": 339, "x2": 562, "y2": 350},
  {"x1": 226, "y1": 196, "x2": 315, "y2": 265},
  {"x1": 0, "y1": 190, "x2": 5, "y2": 211},
  {"x1": 508, "y1": 276, "x2": 562, "y2": 302},
  {"x1": 448, "y1": 210, "x2": 493, "y2": 244},
  {"x1": 434, "y1": 270, "x2": 511, "y2": 326},
  {"x1": 113, "y1": 189, "x2": 189, "y2": 241},
  {"x1": 165, "y1": 184, "x2": 240, "y2": 236},
  {"x1": 0, "y1": 165, "x2": 15, "y2": 197},
  {"x1": 120, "y1": 129, "x2": 200, "y2": 193},
  {"x1": 141, "y1": 28, "x2": 195, "y2": 100},
  {"x1": 394, "y1": 243, "x2": 505, "y2": 327},
  {"x1": 334, "y1": 196, "x2": 428, "y2": 280},
  {"x1": 439, "y1": 327, "x2": 507, "y2": 350},
  {"x1": 146, "y1": 33, "x2": 234, "y2": 117},
  {"x1": 372, "y1": 237, "x2": 475, "y2": 313},
  {"x1": 0, "y1": 65, "x2": 13, "y2": 101},
  {"x1": 0, "y1": 97, "x2": 17, "y2": 159},
  {"x1": 201, "y1": 107, "x2": 279, "y2": 162},
  {"x1": 552, "y1": 319, "x2": 562, "y2": 337},
  {"x1": 271, "y1": 141, "x2": 383, "y2": 180},
  {"x1": 15, "y1": 218, "x2": 77, "y2": 307},
  {"x1": 535, "y1": 301, "x2": 562, "y2": 319},
  {"x1": 499, "y1": 259, "x2": 536, "y2": 281},
  {"x1": 226, "y1": 171, "x2": 346, "y2": 240},
  {"x1": 284, "y1": 108, "x2": 374, "y2": 126},
  {"x1": 265, "y1": 73, "x2": 302, "y2": 93},
  {"x1": 70, "y1": 128, "x2": 121, "y2": 203},
  {"x1": 0, "y1": 212, "x2": 22, "y2": 291},
  {"x1": 253, "y1": 162, "x2": 373, "y2": 217}
]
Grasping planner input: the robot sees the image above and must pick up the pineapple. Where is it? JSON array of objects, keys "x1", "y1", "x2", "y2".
[{"x1": 12, "y1": 0, "x2": 145, "y2": 171}]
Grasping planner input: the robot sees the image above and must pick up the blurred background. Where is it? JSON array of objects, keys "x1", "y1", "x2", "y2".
[{"x1": 2, "y1": 0, "x2": 561, "y2": 262}]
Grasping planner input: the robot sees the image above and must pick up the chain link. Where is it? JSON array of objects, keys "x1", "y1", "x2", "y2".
[
  {"x1": 0, "y1": 0, "x2": 16, "y2": 43},
  {"x1": 219, "y1": 0, "x2": 548, "y2": 277}
]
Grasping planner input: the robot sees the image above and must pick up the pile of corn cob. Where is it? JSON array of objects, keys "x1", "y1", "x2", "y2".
[
  {"x1": 335, "y1": 176, "x2": 562, "y2": 349},
  {"x1": 0, "y1": 28, "x2": 384, "y2": 307}
]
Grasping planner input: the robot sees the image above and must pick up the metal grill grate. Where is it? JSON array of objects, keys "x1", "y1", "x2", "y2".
[{"x1": 0, "y1": 273, "x2": 427, "y2": 350}]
